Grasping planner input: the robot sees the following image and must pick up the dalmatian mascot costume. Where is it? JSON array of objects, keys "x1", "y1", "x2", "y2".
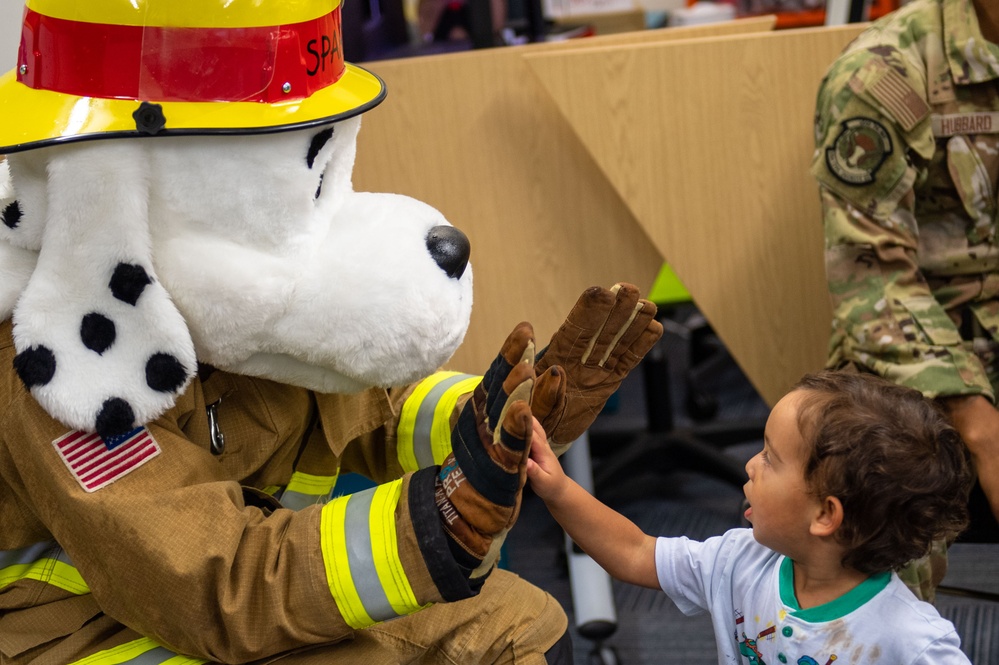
[{"x1": 0, "y1": 0, "x2": 662, "y2": 663}]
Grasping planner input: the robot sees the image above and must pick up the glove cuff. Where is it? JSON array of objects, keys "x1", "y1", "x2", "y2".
[{"x1": 409, "y1": 467, "x2": 485, "y2": 602}]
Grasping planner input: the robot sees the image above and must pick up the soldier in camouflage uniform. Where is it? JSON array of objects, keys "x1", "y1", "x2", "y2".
[{"x1": 812, "y1": 0, "x2": 999, "y2": 601}]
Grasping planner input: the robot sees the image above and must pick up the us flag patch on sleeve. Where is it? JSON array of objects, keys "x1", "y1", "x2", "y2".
[{"x1": 53, "y1": 427, "x2": 161, "y2": 492}]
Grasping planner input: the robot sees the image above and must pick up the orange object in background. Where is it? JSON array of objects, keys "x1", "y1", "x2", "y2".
[{"x1": 686, "y1": 0, "x2": 899, "y2": 29}]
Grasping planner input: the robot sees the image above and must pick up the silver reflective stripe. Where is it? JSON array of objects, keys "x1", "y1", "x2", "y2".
[
  {"x1": 54, "y1": 547, "x2": 73, "y2": 565},
  {"x1": 129, "y1": 647, "x2": 180, "y2": 664},
  {"x1": 413, "y1": 373, "x2": 475, "y2": 468},
  {"x1": 0, "y1": 541, "x2": 57, "y2": 567},
  {"x1": 1, "y1": 540, "x2": 88, "y2": 595},
  {"x1": 277, "y1": 470, "x2": 340, "y2": 511},
  {"x1": 66, "y1": 639, "x2": 206, "y2": 665},
  {"x1": 280, "y1": 490, "x2": 322, "y2": 511},
  {"x1": 343, "y1": 487, "x2": 398, "y2": 622}
]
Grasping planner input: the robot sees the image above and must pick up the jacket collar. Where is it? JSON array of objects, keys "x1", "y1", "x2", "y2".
[{"x1": 944, "y1": 0, "x2": 999, "y2": 84}]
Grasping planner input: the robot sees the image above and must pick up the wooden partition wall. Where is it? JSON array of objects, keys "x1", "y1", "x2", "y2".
[{"x1": 355, "y1": 19, "x2": 867, "y2": 406}]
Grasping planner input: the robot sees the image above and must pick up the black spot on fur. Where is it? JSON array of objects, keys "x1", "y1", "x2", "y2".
[
  {"x1": 315, "y1": 173, "x2": 324, "y2": 200},
  {"x1": 2, "y1": 201, "x2": 21, "y2": 229},
  {"x1": 80, "y1": 313, "x2": 116, "y2": 354},
  {"x1": 13, "y1": 345, "x2": 56, "y2": 388},
  {"x1": 110, "y1": 263, "x2": 152, "y2": 305},
  {"x1": 146, "y1": 353, "x2": 188, "y2": 393},
  {"x1": 96, "y1": 398, "x2": 135, "y2": 439},
  {"x1": 306, "y1": 127, "x2": 335, "y2": 169}
]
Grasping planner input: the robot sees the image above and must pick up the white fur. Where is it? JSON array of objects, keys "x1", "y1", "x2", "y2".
[
  {"x1": 9, "y1": 142, "x2": 196, "y2": 431},
  {"x1": 150, "y1": 118, "x2": 472, "y2": 391},
  {"x1": 0, "y1": 162, "x2": 36, "y2": 320},
  {"x1": 1, "y1": 117, "x2": 473, "y2": 431},
  {"x1": 0, "y1": 149, "x2": 47, "y2": 251},
  {"x1": 0, "y1": 159, "x2": 9, "y2": 199}
]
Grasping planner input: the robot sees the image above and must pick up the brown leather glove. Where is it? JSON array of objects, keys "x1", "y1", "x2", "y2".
[
  {"x1": 436, "y1": 322, "x2": 535, "y2": 579},
  {"x1": 532, "y1": 283, "x2": 663, "y2": 455}
]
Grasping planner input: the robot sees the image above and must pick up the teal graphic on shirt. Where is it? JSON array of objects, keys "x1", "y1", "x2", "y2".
[{"x1": 734, "y1": 607, "x2": 838, "y2": 665}]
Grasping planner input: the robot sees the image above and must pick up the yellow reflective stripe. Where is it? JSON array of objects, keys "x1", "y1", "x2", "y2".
[
  {"x1": 261, "y1": 485, "x2": 282, "y2": 496},
  {"x1": 286, "y1": 471, "x2": 338, "y2": 496},
  {"x1": 398, "y1": 372, "x2": 464, "y2": 472},
  {"x1": 1, "y1": 558, "x2": 89, "y2": 595},
  {"x1": 281, "y1": 470, "x2": 341, "y2": 511},
  {"x1": 320, "y1": 480, "x2": 424, "y2": 629},
  {"x1": 430, "y1": 376, "x2": 481, "y2": 466},
  {"x1": 69, "y1": 637, "x2": 206, "y2": 664},
  {"x1": 369, "y1": 481, "x2": 424, "y2": 616},
  {"x1": 398, "y1": 372, "x2": 480, "y2": 472},
  {"x1": 26, "y1": 0, "x2": 340, "y2": 28},
  {"x1": 23, "y1": 559, "x2": 88, "y2": 594},
  {"x1": 321, "y1": 491, "x2": 374, "y2": 629}
]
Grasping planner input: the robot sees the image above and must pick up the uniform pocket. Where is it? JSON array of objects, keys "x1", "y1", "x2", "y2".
[
  {"x1": 946, "y1": 135, "x2": 996, "y2": 242},
  {"x1": 898, "y1": 295, "x2": 962, "y2": 346}
]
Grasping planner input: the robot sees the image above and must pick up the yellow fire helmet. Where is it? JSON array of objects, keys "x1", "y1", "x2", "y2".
[{"x1": 0, "y1": 0, "x2": 386, "y2": 154}]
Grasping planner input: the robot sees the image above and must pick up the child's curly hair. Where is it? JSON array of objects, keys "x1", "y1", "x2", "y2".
[{"x1": 792, "y1": 371, "x2": 973, "y2": 574}]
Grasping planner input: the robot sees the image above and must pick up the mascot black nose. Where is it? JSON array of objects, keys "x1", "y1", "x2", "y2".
[{"x1": 426, "y1": 225, "x2": 470, "y2": 280}]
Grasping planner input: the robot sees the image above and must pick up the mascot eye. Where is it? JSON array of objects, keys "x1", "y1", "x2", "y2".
[
  {"x1": 306, "y1": 127, "x2": 334, "y2": 202},
  {"x1": 306, "y1": 128, "x2": 335, "y2": 169}
]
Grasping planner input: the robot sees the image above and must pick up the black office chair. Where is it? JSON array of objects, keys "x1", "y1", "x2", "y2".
[{"x1": 588, "y1": 266, "x2": 765, "y2": 502}]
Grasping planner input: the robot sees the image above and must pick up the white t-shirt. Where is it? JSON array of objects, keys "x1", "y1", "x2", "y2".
[{"x1": 655, "y1": 528, "x2": 970, "y2": 664}]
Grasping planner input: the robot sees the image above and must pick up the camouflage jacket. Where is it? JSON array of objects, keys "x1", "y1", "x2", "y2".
[{"x1": 812, "y1": 0, "x2": 999, "y2": 401}]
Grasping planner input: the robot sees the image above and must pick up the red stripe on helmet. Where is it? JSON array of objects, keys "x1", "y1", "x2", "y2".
[{"x1": 17, "y1": 7, "x2": 345, "y2": 104}]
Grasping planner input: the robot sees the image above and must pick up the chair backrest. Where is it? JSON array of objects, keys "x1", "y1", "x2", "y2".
[{"x1": 648, "y1": 263, "x2": 691, "y2": 307}]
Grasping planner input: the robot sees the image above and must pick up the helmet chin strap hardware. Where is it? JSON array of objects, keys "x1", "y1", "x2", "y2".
[{"x1": 132, "y1": 102, "x2": 167, "y2": 135}]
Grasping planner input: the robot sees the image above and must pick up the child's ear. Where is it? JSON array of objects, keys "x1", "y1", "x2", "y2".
[{"x1": 809, "y1": 496, "x2": 844, "y2": 538}]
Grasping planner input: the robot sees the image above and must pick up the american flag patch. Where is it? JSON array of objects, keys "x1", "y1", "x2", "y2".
[{"x1": 53, "y1": 427, "x2": 161, "y2": 492}]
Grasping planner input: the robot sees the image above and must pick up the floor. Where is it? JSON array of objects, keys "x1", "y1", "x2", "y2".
[{"x1": 505, "y1": 312, "x2": 999, "y2": 664}]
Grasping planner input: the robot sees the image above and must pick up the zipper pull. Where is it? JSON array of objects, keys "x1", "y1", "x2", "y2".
[{"x1": 206, "y1": 398, "x2": 226, "y2": 455}]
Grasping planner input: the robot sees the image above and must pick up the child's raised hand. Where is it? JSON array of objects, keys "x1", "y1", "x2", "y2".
[{"x1": 526, "y1": 424, "x2": 568, "y2": 502}]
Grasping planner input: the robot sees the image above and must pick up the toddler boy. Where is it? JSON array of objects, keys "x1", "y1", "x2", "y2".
[{"x1": 527, "y1": 371, "x2": 974, "y2": 664}]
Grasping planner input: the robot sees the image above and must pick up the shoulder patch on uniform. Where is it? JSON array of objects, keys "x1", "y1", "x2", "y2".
[
  {"x1": 825, "y1": 118, "x2": 894, "y2": 185},
  {"x1": 866, "y1": 65, "x2": 929, "y2": 132},
  {"x1": 53, "y1": 427, "x2": 161, "y2": 492},
  {"x1": 846, "y1": 58, "x2": 930, "y2": 133}
]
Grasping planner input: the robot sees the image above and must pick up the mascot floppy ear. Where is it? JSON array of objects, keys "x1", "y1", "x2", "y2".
[
  {"x1": 3, "y1": 142, "x2": 197, "y2": 439},
  {"x1": 0, "y1": 161, "x2": 36, "y2": 314}
]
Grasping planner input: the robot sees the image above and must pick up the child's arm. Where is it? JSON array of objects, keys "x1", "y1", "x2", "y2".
[{"x1": 527, "y1": 435, "x2": 660, "y2": 589}]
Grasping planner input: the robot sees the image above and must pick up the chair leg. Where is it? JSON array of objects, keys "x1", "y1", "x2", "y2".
[{"x1": 561, "y1": 433, "x2": 619, "y2": 649}]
